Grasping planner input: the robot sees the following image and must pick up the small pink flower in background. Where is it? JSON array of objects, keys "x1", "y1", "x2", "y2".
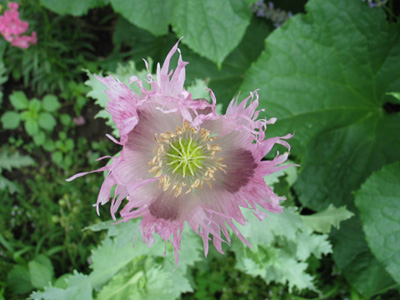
[
  {"x1": 0, "y1": 2, "x2": 37, "y2": 49},
  {"x1": 68, "y1": 41, "x2": 292, "y2": 263},
  {"x1": 73, "y1": 115, "x2": 86, "y2": 126}
]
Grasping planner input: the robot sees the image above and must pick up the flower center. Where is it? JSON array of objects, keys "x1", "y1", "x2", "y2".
[
  {"x1": 165, "y1": 138, "x2": 205, "y2": 177},
  {"x1": 149, "y1": 122, "x2": 226, "y2": 197}
]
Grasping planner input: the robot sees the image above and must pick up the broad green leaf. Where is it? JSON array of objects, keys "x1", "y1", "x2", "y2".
[
  {"x1": 29, "y1": 99, "x2": 42, "y2": 114},
  {"x1": 60, "y1": 114, "x2": 72, "y2": 126},
  {"x1": 1, "y1": 111, "x2": 20, "y2": 129},
  {"x1": 28, "y1": 255, "x2": 54, "y2": 289},
  {"x1": 232, "y1": 208, "x2": 331, "y2": 292},
  {"x1": 112, "y1": 16, "x2": 270, "y2": 108},
  {"x1": 38, "y1": 112, "x2": 57, "y2": 131},
  {"x1": 355, "y1": 162, "x2": 400, "y2": 284},
  {"x1": 30, "y1": 272, "x2": 92, "y2": 300},
  {"x1": 39, "y1": 0, "x2": 109, "y2": 16},
  {"x1": 301, "y1": 205, "x2": 354, "y2": 234},
  {"x1": 331, "y1": 217, "x2": 395, "y2": 298},
  {"x1": 172, "y1": 0, "x2": 252, "y2": 66},
  {"x1": 0, "y1": 150, "x2": 34, "y2": 171},
  {"x1": 110, "y1": 0, "x2": 174, "y2": 36},
  {"x1": 25, "y1": 119, "x2": 39, "y2": 136},
  {"x1": 33, "y1": 131, "x2": 46, "y2": 146},
  {"x1": 183, "y1": 16, "x2": 271, "y2": 105},
  {"x1": 9, "y1": 91, "x2": 29, "y2": 110},
  {"x1": 52, "y1": 151, "x2": 63, "y2": 166},
  {"x1": 240, "y1": 0, "x2": 400, "y2": 211},
  {"x1": 7, "y1": 265, "x2": 33, "y2": 294},
  {"x1": 42, "y1": 95, "x2": 61, "y2": 112}
]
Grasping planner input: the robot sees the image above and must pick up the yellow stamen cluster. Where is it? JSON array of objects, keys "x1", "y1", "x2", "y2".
[{"x1": 148, "y1": 122, "x2": 226, "y2": 197}]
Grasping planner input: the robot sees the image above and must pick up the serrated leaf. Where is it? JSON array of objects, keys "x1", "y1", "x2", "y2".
[
  {"x1": 0, "y1": 175, "x2": 21, "y2": 194},
  {"x1": 240, "y1": 0, "x2": 400, "y2": 212},
  {"x1": 110, "y1": 0, "x2": 174, "y2": 36},
  {"x1": 39, "y1": 0, "x2": 109, "y2": 16},
  {"x1": 301, "y1": 205, "x2": 354, "y2": 234},
  {"x1": 28, "y1": 255, "x2": 54, "y2": 289},
  {"x1": 38, "y1": 112, "x2": 57, "y2": 131},
  {"x1": 96, "y1": 259, "x2": 186, "y2": 300},
  {"x1": 172, "y1": 0, "x2": 252, "y2": 66},
  {"x1": 264, "y1": 162, "x2": 297, "y2": 187},
  {"x1": 7, "y1": 265, "x2": 33, "y2": 294},
  {"x1": 9, "y1": 91, "x2": 29, "y2": 110},
  {"x1": 186, "y1": 79, "x2": 211, "y2": 102},
  {"x1": 1, "y1": 111, "x2": 20, "y2": 129},
  {"x1": 87, "y1": 219, "x2": 201, "y2": 297},
  {"x1": 30, "y1": 272, "x2": 92, "y2": 300},
  {"x1": 0, "y1": 150, "x2": 34, "y2": 171},
  {"x1": 232, "y1": 208, "x2": 332, "y2": 292},
  {"x1": 355, "y1": 162, "x2": 400, "y2": 284},
  {"x1": 42, "y1": 95, "x2": 61, "y2": 112},
  {"x1": 88, "y1": 221, "x2": 163, "y2": 288}
]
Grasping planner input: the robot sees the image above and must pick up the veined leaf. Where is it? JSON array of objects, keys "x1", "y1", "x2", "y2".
[{"x1": 355, "y1": 162, "x2": 400, "y2": 284}]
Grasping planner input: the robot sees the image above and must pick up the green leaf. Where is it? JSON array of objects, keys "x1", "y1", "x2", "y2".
[
  {"x1": 232, "y1": 208, "x2": 332, "y2": 292},
  {"x1": 42, "y1": 139, "x2": 56, "y2": 152},
  {"x1": 42, "y1": 95, "x2": 61, "y2": 112},
  {"x1": 110, "y1": 0, "x2": 174, "y2": 36},
  {"x1": 29, "y1": 99, "x2": 42, "y2": 114},
  {"x1": 9, "y1": 91, "x2": 29, "y2": 110},
  {"x1": 301, "y1": 205, "x2": 354, "y2": 234},
  {"x1": 28, "y1": 255, "x2": 54, "y2": 289},
  {"x1": 355, "y1": 162, "x2": 400, "y2": 284},
  {"x1": 172, "y1": 0, "x2": 252, "y2": 66},
  {"x1": 38, "y1": 112, "x2": 57, "y2": 131},
  {"x1": 0, "y1": 175, "x2": 21, "y2": 194},
  {"x1": 25, "y1": 119, "x2": 39, "y2": 136},
  {"x1": 240, "y1": 0, "x2": 400, "y2": 210},
  {"x1": 39, "y1": 0, "x2": 109, "y2": 16},
  {"x1": 331, "y1": 217, "x2": 395, "y2": 298},
  {"x1": 30, "y1": 272, "x2": 92, "y2": 300},
  {"x1": 186, "y1": 79, "x2": 211, "y2": 102},
  {"x1": 52, "y1": 151, "x2": 63, "y2": 166},
  {"x1": 0, "y1": 150, "x2": 34, "y2": 171},
  {"x1": 88, "y1": 221, "x2": 163, "y2": 288},
  {"x1": 387, "y1": 92, "x2": 400, "y2": 101},
  {"x1": 264, "y1": 161, "x2": 297, "y2": 187},
  {"x1": 183, "y1": 16, "x2": 271, "y2": 107},
  {"x1": 87, "y1": 219, "x2": 201, "y2": 298},
  {"x1": 60, "y1": 114, "x2": 72, "y2": 126},
  {"x1": 1, "y1": 111, "x2": 20, "y2": 129},
  {"x1": 7, "y1": 265, "x2": 33, "y2": 294},
  {"x1": 33, "y1": 131, "x2": 46, "y2": 146}
]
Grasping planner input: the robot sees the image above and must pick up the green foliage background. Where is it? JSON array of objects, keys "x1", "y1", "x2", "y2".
[{"x1": 0, "y1": 0, "x2": 399, "y2": 299}]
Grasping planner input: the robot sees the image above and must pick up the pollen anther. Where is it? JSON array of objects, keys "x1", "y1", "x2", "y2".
[{"x1": 149, "y1": 121, "x2": 225, "y2": 197}]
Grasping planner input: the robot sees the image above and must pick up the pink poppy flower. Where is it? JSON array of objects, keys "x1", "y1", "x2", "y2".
[
  {"x1": 0, "y1": 2, "x2": 37, "y2": 49},
  {"x1": 68, "y1": 41, "x2": 292, "y2": 263}
]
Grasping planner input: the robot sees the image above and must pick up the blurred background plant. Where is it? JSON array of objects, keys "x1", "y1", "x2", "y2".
[{"x1": 0, "y1": 0, "x2": 399, "y2": 300}]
